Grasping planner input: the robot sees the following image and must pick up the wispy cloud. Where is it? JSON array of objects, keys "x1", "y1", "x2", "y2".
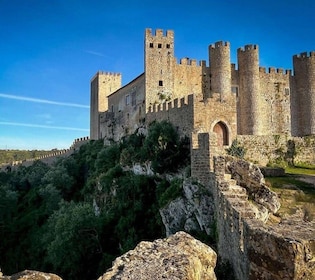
[
  {"x1": 0, "y1": 93, "x2": 89, "y2": 108},
  {"x1": 0, "y1": 121, "x2": 89, "y2": 132},
  {"x1": 85, "y1": 50, "x2": 107, "y2": 57}
]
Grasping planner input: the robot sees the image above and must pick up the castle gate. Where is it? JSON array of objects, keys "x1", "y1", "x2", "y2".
[{"x1": 213, "y1": 121, "x2": 228, "y2": 146}]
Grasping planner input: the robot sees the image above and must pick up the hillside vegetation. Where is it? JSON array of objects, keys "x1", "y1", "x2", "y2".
[
  {"x1": 0, "y1": 121, "x2": 190, "y2": 280},
  {"x1": 0, "y1": 149, "x2": 62, "y2": 165}
]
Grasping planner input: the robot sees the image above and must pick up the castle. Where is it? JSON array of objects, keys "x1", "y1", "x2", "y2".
[{"x1": 90, "y1": 28, "x2": 315, "y2": 148}]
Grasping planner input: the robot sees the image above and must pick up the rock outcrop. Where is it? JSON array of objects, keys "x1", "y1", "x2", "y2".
[
  {"x1": 225, "y1": 156, "x2": 281, "y2": 214},
  {"x1": 160, "y1": 178, "x2": 215, "y2": 236},
  {"x1": 0, "y1": 270, "x2": 62, "y2": 280},
  {"x1": 98, "y1": 231, "x2": 217, "y2": 280}
]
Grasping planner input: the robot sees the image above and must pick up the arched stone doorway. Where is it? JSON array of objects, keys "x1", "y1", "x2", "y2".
[{"x1": 213, "y1": 121, "x2": 229, "y2": 146}]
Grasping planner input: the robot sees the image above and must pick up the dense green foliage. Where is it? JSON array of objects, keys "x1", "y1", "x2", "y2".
[
  {"x1": 0, "y1": 149, "x2": 62, "y2": 164},
  {"x1": 0, "y1": 121, "x2": 190, "y2": 279}
]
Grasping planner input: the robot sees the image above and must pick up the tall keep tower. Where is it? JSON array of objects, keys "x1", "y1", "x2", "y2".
[
  {"x1": 237, "y1": 45, "x2": 262, "y2": 135},
  {"x1": 209, "y1": 41, "x2": 231, "y2": 101},
  {"x1": 292, "y1": 51, "x2": 315, "y2": 136},
  {"x1": 90, "y1": 71, "x2": 121, "y2": 140},
  {"x1": 144, "y1": 28, "x2": 175, "y2": 112}
]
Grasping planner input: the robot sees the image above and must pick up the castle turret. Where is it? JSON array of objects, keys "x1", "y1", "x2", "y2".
[
  {"x1": 237, "y1": 45, "x2": 262, "y2": 135},
  {"x1": 144, "y1": 28, "x2": 175, "y2": 112},
  {"x1": 90, "y1": 71, "x2": 121, "y2": 140},
  {"x1": 292, "y1": 51, "x2": 315, "y2": 136},
  {"x1": 209, "y1": 41, "x2": 231, "y2": 101}
]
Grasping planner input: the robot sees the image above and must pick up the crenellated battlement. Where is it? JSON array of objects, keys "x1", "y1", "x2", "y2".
[
  {"x1": 294, "y1": 51, "x2": 315, "y2": 59},
  {"x1": 91, "y1": 71, "x2": 121, "y2": 81},
  {"x1": 179, "y1": 57, "x2": 198, "y2": 66},
  {"x1": 145, "y1": 28, "x2": 174, "y2": 38},
  {"x1": 259, "y1": 67, "x2": 292, "y2": 76},
  {"x1": 148, "y1": 94, "x2": 194, "y2": 113},
  {"x1": 210, "y1": 41, "x2": 230, "y2": 49},
  {"x1": 0, "y1": 137, "x2": 90, "y2": 171},
  {"x1": 238, "y1": 44, "x2": 258, "y2": 52}
]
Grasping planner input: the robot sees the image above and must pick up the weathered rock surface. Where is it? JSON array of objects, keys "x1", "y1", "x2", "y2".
[
  {"x1": 160, "y1": 178, "x2": 215, "y2": 236},
  {"x1": 0, "y1": 270, "x2": 62, "y2": 280},
  {"x1": 98, "y1": 231, "x2": 217, "y2": 280},
  {"x1": 225, "y1": 156, "x2": 281, "y2": 213}
]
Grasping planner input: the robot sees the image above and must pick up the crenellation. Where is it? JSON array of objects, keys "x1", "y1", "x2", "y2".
[
  {"x1": 199, "y1": 60, "x2": 207, "y2": 67},
  {"x1": 180, "y1": 57, "x2": 189, "y2": 65},
  {"x1": 180, "y1": 97, "x2": 186, "y2": 107},
  {"x1": 210, "y1": 41, "x2": 230, "y2": 48},
  {"x1": 190, "y1": 59, "x2": 197, "y2": 66},
  {"x1": 269, "y1": 67, "x2": 276, "y2": 74},
  {"x1": 259, "y1": 66, "x2": 266, "y2": 73}
]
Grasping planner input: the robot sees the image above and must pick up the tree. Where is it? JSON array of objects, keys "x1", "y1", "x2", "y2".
[{"x1": 43, "y1": 201, "x2": 103, "y2": 279}]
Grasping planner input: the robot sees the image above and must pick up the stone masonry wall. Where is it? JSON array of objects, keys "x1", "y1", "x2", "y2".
[
  {"x1": 237, "y1": 134, "x2": 315, "y2": 166},
  {"x1": 104, "y1": 74, "x2": 145, "y2": 141},
  {"x1": 146, "y1": 95, "x2": 194, "y2": 137},
  {"x1": 192, "y1": 133, "x2": 315, "y2": 279}
]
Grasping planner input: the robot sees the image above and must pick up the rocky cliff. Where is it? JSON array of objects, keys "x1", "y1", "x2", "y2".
[{"x1": 160, "y1": 178, "x2": 215, "y2": 237}]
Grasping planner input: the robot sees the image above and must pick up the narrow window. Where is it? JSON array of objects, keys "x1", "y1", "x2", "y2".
[
  {"x1": 131, "y1": 91, "x2": 136, "y2": 106},
  {"x1": 158, "y1": 43, "x2": 162, "y2": 48},
  {"x1": 149, "y1": 43, "x2": 153, "y2": 48},
  {"x1": 111, "y1": 105, "x2": 114, "y2": 112},
  {"x1": 125, "y1": 94, "x2": 130, "y2": 105},
  {"x1": 159, "y1": 80, "x2": 163, "y2": 86},
  {"x1": 285, "y1": 88, "x2": 290, "y2": 96},
  {"x1": 231, "y1": 86, "x2": 239, "y2": 96},
  {"x1": 166, "y1": 44, "x2": 170, "y2": 48}
]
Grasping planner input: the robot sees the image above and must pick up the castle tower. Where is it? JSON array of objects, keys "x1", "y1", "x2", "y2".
[
  {"x1": 90, "y1": 71, "x2": 121, "y2": 140},
  {"x1": 292, "y1": 51, "x2": 315, "y2": 136},
  {"x1": 209, "y1": 41, "x2": 231, "y2": 100},
  {"x1": 237, "y1": 45, "x2": 262, "y2": 135},
  {"x1": 144, "y1": 28, "x2": 175, "y2": 112}
]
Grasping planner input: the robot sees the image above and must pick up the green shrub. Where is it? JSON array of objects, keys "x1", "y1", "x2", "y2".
[
  {"x1": 158, "y1": 178, "x2": 183, "y2": 208},
  {"x1": 226, "y1": 140, "x2": 246, "y2": 159}
]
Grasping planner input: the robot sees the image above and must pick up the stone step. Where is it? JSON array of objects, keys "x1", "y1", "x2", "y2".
[{"x1": 222, "y1": 191, "x2": 248, "y2": 200}]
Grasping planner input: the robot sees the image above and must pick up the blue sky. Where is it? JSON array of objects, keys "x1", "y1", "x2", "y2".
[{"x1": 0, "y1": 0, "x2": 314, "y2": 150}]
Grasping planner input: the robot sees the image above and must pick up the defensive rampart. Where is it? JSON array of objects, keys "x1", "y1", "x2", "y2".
[
  {"x1": 0, "y1": 137, "x2": 89, "y2": 171},
  {"x1": 191, "y1": 133, "x2": 315, "y2": 280},
  {"x1": 146, "y1": 95, "x2": 194, "y2": 137}
]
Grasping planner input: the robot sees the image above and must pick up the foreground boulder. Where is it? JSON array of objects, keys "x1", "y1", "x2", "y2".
[
  {"x1": 98, "y1": 231, "x2": 217, "y2": 280},
  {"x1": 0, "y1": 270, "x2": 62, "y2": 280}
]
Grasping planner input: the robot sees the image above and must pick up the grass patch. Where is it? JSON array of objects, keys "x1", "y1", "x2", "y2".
[
  {"x1": 285, "y1": 165, "x2": 315, "y2": 175},
  {"x1": 265, "y1": 173, "x2": 315, "y2": 222},
  {"x1": 266, "y1": 175, "x2": 315, "y2": 196}
]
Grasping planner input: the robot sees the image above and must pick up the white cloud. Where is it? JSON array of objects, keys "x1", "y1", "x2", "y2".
[
  {"x1": 84, "y1": 50, "x2": 107, "y2": 57},
  {"x1": 0, "y1": 121, "x2": 89, "y2": 132},
  {"x1": 0, "y1": 93, "x2": 89, "y2": 108}
]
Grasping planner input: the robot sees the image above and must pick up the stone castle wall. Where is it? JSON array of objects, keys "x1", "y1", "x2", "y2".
[
  {"x1": 93, "y1": 28, "x2": 315, "y2": 143},
  {"x1": 146, "y1": 95, "x2": 194, "y2": 137},
  {"x1": 90, "y1": 72, "x2": 121, "y2": 140},
  {"x1": 103, "y1": 74, "x2": 145, "y2": 141},
  {"x1": 293, "y1": 52, "x2": 315, "y2": 136},
  {"x1": 237, "y1": 134, "x2": 315, "y2": 166},
  {"x1": 1, "y1": 137, "x2": 89, "y2": 171},
  {"x1": 192, "y1": 134, "x2": 315, "y2": 279}
]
